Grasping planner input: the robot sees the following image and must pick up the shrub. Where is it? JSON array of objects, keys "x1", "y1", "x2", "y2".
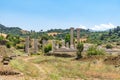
[
  {"x1": 59, "y1": 42, "x2": 62, "y2": 48},
  {"x1": 116, "y1": 42, "x2": 120, "y2": 45},
  {"x1": 6, "y1": 42, "x2": 11, "y2": 48},
  {"x1": 96, "y1": 42, "x2": 102, "y2": 45},
  {"x1": 106, "y1": 44, "x2": 113, "y2": 49},
  {"x1": 0, "y1": 36, "x2": 4, "y2": 40},
  {"x1": 44, "y1": 44, "x2": 52, "y2": 53},
  {"x1": 16, "y1": 44, "x2": 25, "y2": 49},
  {"x1": 87, "y1": 45, "x2": 105, "y2": 56},
  {"x1": 76, "y1": 42, "x2": 84, "y2": 59}
]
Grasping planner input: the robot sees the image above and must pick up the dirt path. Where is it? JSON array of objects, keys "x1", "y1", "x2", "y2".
[
  {"x1": 0, "y1": 76, "x2": 25, "y2": 80},
  {"x1": 0, "y1": 56, "x2": 48, "y2": 80},
  {"x1": 23, "y1": 56, "x2": 45, "y2": 74}
]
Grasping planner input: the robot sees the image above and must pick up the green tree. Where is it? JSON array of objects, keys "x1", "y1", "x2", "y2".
[
  {"x1": 65, "y1": 34, "x2": 70, "y2": 44},
  {"x1": 76, "y1": 42, "x2": 84, "y2": 59},
  {"x1": 87, "y1": 45, "x2": 105, "y2": 56},
  {"x1": 44, "y1": 44, "x2": 52, "y2": 53}
]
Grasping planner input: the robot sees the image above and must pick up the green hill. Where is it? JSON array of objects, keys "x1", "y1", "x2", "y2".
[
  {"x1": 1, "y1": 23, "x2": 120, "y2": 44},
  {"x1": 88, "y1": 26, "x2": 120, "y2": 44},
  {"x1": 0, "y1": 24, "x2": 23, "y2": 36},
  {"x1": 46, "y1": 28, "x2": 90, "y2": 40}
]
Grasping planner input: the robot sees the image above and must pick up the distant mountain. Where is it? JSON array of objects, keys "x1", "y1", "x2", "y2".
[
  {"x1": 2, "y1": 23, "x2": 120, "y2": 44},
  {"x1": 0, "y1": 24, "x2": 28, "y2": 36},
  {"x1": 47, "y1": 28, "x2": 90, "y2": 33}
]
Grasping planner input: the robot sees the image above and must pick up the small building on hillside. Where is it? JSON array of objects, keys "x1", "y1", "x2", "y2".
[
  {"x1": 75, "y1": 38, "x2": 87, "y2": 43},
  {"x1": 47, "y1": 32, "x2": 61, "y2": 36},
  {"x1": 0, "y1": 33, "x2": 7, "y2": 38}
]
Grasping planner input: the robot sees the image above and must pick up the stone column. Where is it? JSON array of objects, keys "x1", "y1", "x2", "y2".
[
  {"x1": 66, "y1": 42, "x2": 69, "y2": 49},
  {"x1": 70, "y1": 27, "x2": 74, "y2": 49},
  {"x1": 62, "y1": 40, "x2": 65, "y2": 48},
  {"x1": 76, "y1": 28, "x2": 80, "y2": 43},
  {"x1": 34, "y1": 39, "x2": 38, "y2": 53},
  {"x1": 25, "y1": 36, "x2": 29, "y2": 54},
  {"x1": 42, "y1": 39, "x2": 46, "y2": 53},
  {"x1": 56, "y1": 43, "x2": 59, "y2": 49},
  {"x1": 52, "y1": 40, "x2": 55, "y2": 52}
]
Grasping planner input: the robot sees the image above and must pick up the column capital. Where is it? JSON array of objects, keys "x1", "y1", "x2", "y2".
[
  {"x1": 70, "y1": 27, "x2": 74, "y2": 30},
  {"x1": 76, "y1": 28, "x2": 80, "y2": 30},
  {"x1": 70, "y1": 27, "x2": 74, "y2": 49},
  {"x1": 76, "y1": 28, "x2": 80, "y2": 43}
]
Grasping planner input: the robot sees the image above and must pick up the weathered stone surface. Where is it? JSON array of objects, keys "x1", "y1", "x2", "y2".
[
  {"x1": 66, "y1": 42, "x2": 69, "y2": 49},
  {"x1": 61, "y1": 40, "x2": 65, "y2": 48},
  {"x1": 76, "y1": 28, "x2": 80, "y2": 43},
  {"x1": 70, "y1": 27, "x2": 74, "y2": 49},
  {"x1": 42, "y1": 39, "x2": 47, "y2": 53},
  {"x1": 25, "y1": 36, "x2": 29, "y2": 54},
  {"x1": 34, "y1": 39, "x2": 38, "y2": 53},
  {"x1": 52, "y1": 40, "x2": 55, "y2": 52},
  {"x1": 56, "y1": 43, "x2": 59, "y2": 49}
]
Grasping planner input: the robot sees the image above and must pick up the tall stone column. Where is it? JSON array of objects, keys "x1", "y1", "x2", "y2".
[
  {"x1": 70, "y1": 27, "x2": 74, "y2": 49},
  {"x1": 34, "y1": 39, "x2": 38, "y2": 53},
  {"x1": 52, "y1": 40, "x2": 55, "y2": 52},
  {"x1": 25, "y1": 36, "x2": 29, "y2": 54},
  {"x1": 62, "y1": 40, "x2": 65, "y2": 48},
  {"x1": 42, "y1": 39, "x2": 46, "y2": 53},
  {"x1": 56, "y1": 43, "x2": 59, "y2": 49},
  {"x1": 76, "y1": 28, "x2": 80, "y2": 43},
  {"x1": 66, "y1": 42, "x2": 69, "y2": 49}
]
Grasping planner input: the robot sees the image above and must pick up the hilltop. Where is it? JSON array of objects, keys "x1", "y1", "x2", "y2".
[
  {"x1": 0, "y1": 24, "x2": 29, "y2": 36},
  {"x1": 0, "y1": 24, "x2": 91, "y2": 39},
  {"x1": 1, "y1": 24, "x2": 120, "y2": 44}
]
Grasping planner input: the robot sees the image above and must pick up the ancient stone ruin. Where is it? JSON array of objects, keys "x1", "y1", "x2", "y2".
[
  {"x1": 76, "y1": 28, "x2": 80, "y2": 43},
  {"x1": 25, "y1": 36, "x2": 30, "y2": 54},
  {"x1": 70, "y1": 27, "x2": 74, "y2": 49},
  {"x1": 49, "y1": 27, "x2": 81, "y2": 57},
  {"x1": 24, "y1": 27, "x2": 82, "y2": 56},
  {"x1": 25, "y1": 36, "x2": 39, "y2": 54},
  {"x1": 34, "y1": 39, "x2": 38, "y2": 53}
]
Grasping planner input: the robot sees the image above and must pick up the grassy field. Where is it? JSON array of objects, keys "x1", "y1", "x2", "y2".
[{"x1": 9, "y1": 55, "x2": 120, "y2": 80}]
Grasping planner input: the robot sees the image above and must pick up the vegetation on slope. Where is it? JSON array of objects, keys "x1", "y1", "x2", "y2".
[
  {"x1": 30, "y1": 55, "x2": 120, "y2": 80},
  {"x1": 0, "y1": 24, "x2": 23, "y2": 36},
  {"x1": 1, "y1": 23, "x2": 120, "y2": 45}
]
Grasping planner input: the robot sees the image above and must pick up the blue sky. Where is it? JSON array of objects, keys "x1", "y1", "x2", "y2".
[{"x1": 0, "y1": 0, "x2": 120, "y2": 31}]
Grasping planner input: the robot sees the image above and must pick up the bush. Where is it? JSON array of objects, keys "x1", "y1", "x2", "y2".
[
  {"x1": 6, "y1": 42, "x2": 11, "y2": 48},
  {"x1": 0, "y1": 36, "x2": 4, "y2": 40},
  {"x1": 106, "y1": 44, "x2": 113, "y2": 49},
  {"x1": 76, "y1": 42, "x2": 84, "y2": 59},
  {"x1": 44, "y1": 44, "x2": 52, "y2": 53},
  {"x1": 96, "y1": 42, "x2": 102, "y2": 46},
  {"x1": 16, "y1": 44, "x2": 25, "y2": 49},
  {"x1": 59, "y1": 42, "x2": 62, "y2": 48},
  {"x1": 116, "y1": 42, "x2": 120, "y2": 45},
  {"x1": 87, "y1": 45, "x2": 105, "y2": 56}
]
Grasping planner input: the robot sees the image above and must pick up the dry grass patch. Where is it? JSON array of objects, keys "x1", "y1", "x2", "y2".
[
  {"x1": 29, "y1": 55, "x2": 120, "y2": 80},
  {"x1": 10, "y1": 58, "x2": 40, "y2": 77}
]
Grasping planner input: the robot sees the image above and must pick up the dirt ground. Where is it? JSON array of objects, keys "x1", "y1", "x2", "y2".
[
  {"x1": 0, "y1": 55, "x2": 120, "y2": 80},
  {"x1": 104, "y1": 55, "x2": 120, "y2": 65}
]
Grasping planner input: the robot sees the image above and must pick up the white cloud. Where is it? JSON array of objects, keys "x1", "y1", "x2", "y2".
[
  {"x1": 91, "y1": 23, "x2": 116, "y2": 31},
  {"x1": 79, "y1": 25, "x2": 87, "y2": 29}
]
